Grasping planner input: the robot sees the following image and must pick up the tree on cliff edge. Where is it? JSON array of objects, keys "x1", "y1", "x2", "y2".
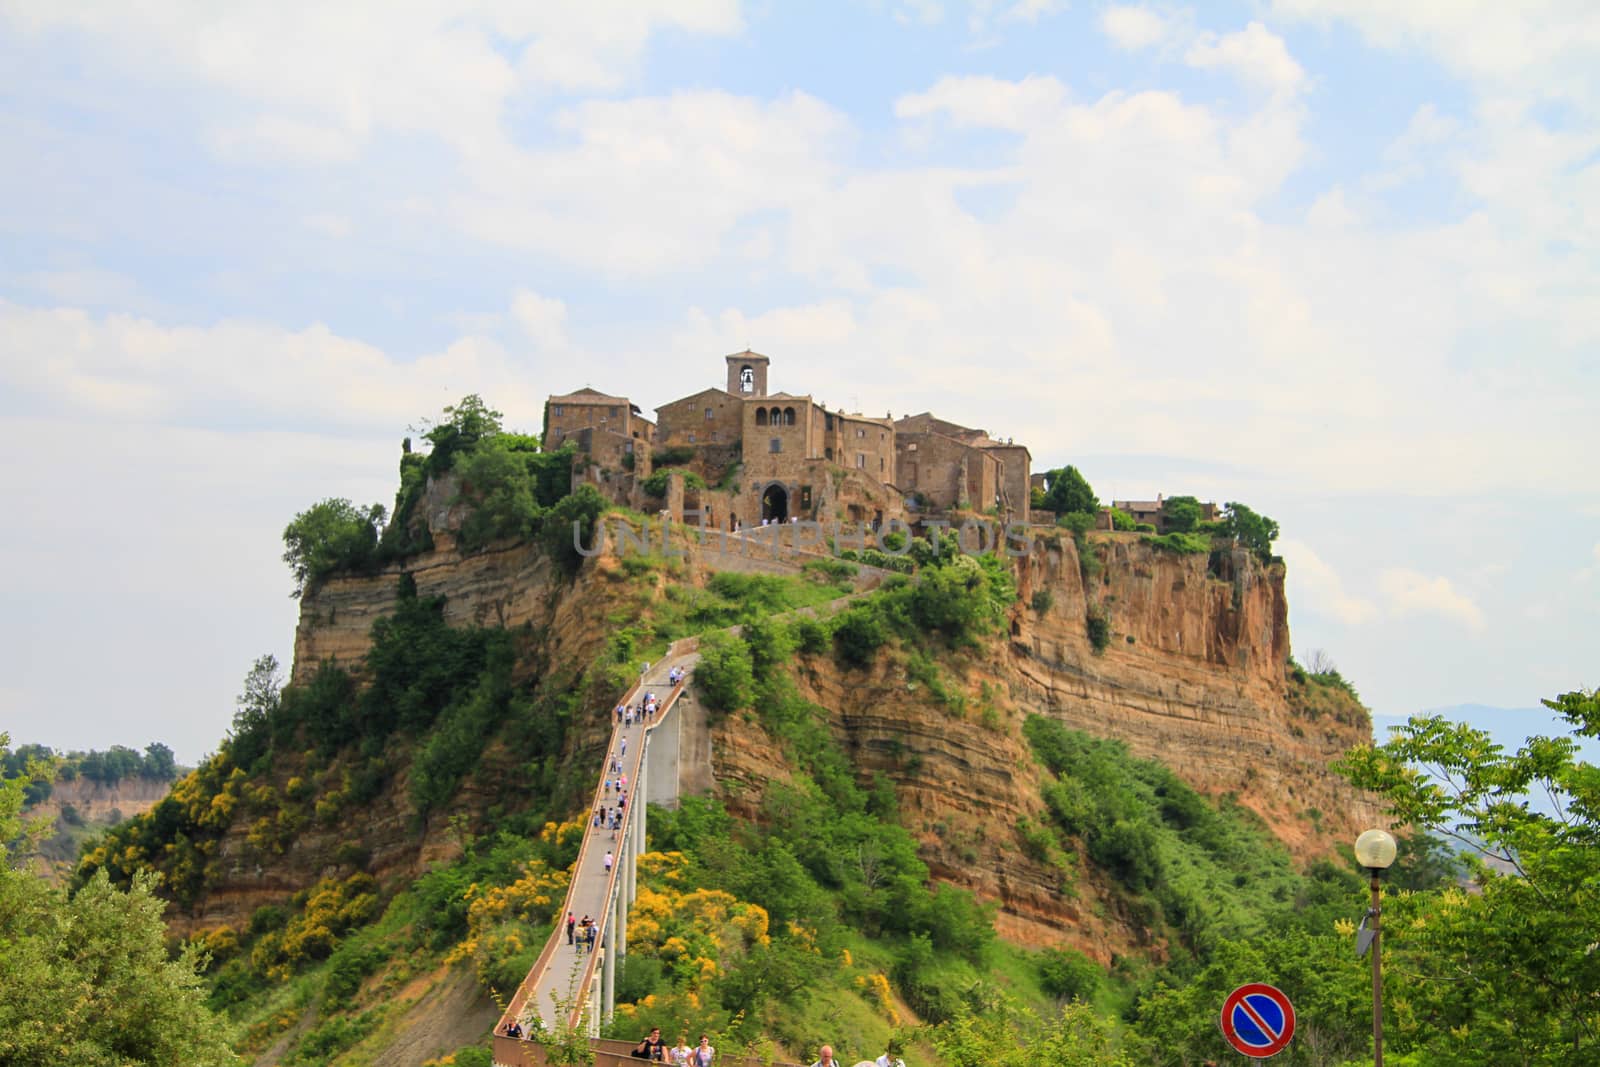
[
  {"x1": 281, "y1": 497, "x2": 386, "y2": 597},
  {"x1": 1042, "y1": 465, "x2": 1097, "y2": 517}
]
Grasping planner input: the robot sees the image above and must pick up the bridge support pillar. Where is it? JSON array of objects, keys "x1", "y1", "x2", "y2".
[
  {"x1": 615, "y1": 856, "x2": 628, "y2": 957},
  {"x1": 602, "y1": 938, "x2": 615, "y2": 1023}
]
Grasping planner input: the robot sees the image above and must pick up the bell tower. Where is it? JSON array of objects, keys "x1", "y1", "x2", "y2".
[{"x1": 726, "y1": 350, "x2": 769, "y2": 397}]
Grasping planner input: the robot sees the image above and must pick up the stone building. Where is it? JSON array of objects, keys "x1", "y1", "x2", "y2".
[
  {"x1": 545, "y1": 388, "x2": 655, "y2": 448},
  {"x1": 545, "y1": 350, "x2": 1033, "y2": 530},
  {"x1": 1111, "y1": 495, "x2": 1221, "y2": 530},
  {"x1": 894, "y1": 412, "x2": 1031, "y2": 520}
]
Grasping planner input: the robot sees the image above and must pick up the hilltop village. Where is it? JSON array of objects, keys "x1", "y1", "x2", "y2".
[{"x1": 545, "y1": 350, "x2": 1036, "y2": 535}]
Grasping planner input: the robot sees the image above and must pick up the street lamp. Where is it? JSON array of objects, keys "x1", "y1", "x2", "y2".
[{"x1": 1355, "y1": 828, "x2": 1397, "y2": 1066}]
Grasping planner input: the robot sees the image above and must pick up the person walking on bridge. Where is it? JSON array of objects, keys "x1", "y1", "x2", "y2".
[
  {"x1": 566, "y1": 911, "x2": 576, "y2": 945},
  {"x1": 604, "y1": 849, "x2": 614, "y2": 875}
]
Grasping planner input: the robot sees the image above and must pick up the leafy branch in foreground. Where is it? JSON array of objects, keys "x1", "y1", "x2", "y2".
[{"x1": 1337, "y1": 689, "x2": 1600, "y2": 1063}]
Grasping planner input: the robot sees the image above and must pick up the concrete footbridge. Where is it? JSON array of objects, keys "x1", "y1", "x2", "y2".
[{"x1": 494, "y1": 636, "x2": 703, "y2": 1060}]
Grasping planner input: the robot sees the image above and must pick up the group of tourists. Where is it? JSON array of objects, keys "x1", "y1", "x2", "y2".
[
  {"x1": 630, "y1": 1032, "x2": 904, "y2": 1067},
  {"x1": 594, "y1": 801, "x2": 625, "y2": 830},
  {"x1": 563, "y1": 911, "x2": 599, "y2": 954},
  {"x1": 632, "y1": 1028, "x2": 717, "y2": 1067}
]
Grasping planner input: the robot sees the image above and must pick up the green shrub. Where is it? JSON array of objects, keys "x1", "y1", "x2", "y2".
[
  {"x1": 653, "y1": 445, "x2": 696, "y2": 467},
  {"x1": 834, "y1": 605, "x2": 889, "y2": 667},
  {"x1": 1038, "y1": 947, "x2": 1102, "y2": 1002},
  {"x1": 1056, "y1": 511, "x2": 1096, "y2": 535},
  {"x1": 794, "y1": 616, "x2": 833, "y2": 655},
  {"x1": 1032, "y1": 589, "x2": 1054, "y2": 613},
  {"x1": 641, "y1": 467, "x2": 707, "y2": 498},
  {"x1": 1108, "y1": 507, "x2": 1137, "y2": 531},
  {"x1": 696, "y1": 631, "x2": 755, "y2": 712},
  {"x1": 1141, "y1": 531, "x2": 1212, "y2": 554},
  {"x1": 1086, "y1": 609, "x2": 1110, "y2": 652}
]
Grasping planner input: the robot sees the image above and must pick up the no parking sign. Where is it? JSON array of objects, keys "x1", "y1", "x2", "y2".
[{"x1": 1220, "y1": 982, "x2": 1296, "y2": 1058}]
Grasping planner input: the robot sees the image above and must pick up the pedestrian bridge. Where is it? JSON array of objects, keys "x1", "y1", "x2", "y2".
[{"x1": 492, "y1": 636, "x2": 703, "y2": 1065}]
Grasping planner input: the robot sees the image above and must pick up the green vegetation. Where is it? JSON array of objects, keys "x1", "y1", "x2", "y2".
[
  {"x1": 653, "y1": 445, "x2": 697, "y2": 467},
  {"x1": 282, "y1": 396, "x2": 601, "y2": 593},
  {"x1": 1333, "y1": 689, "x2": 1600, "y2": 1064},
  {"x1": 1023, "y1": 717, "x2": 1306, "y2": 956},
  {"x1": 2, "y1": 741, "x2": 178, "y2": 806},
  {"x1": 281, "y1": 497, "x2": 387, "y2": 597},
  {"x1": 696, "y1": 631, "x2": 756, "y2": 712},
  {"x1": 641, "y1": 467, "x2": 708, "y2": 498},
  {"x1": 1158, "y1": 495, "x2": 1202, "y2": 533},
  {"x1": 1139, "y1": 531, "x2": 1212, "y2": 554},
  {"x1": 1107, "y1": 506, "x2": 1136, "y2": 531},
  {"x1": 0, "y1": 734, "x2": 239, "y2": 1066},
  {"x1": 1038, "y1": 465, "x2": 1098, "y2": 518},
  {"x1": 1217, "y1": 501, "x2": 1279, "y2": 560}
]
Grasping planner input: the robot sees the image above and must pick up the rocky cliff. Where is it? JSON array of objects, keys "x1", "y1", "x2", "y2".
[
  {"x1": 195, "y1": 524, "x2": 1371, "y2": 961},
  {"x1": 708, "y1": 531, "x2": 1376, "y2": 959}
]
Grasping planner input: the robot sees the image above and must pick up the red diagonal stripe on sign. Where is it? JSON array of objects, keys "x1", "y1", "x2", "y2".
[{"x1": 1237, "y1": 996, "x2": 1281, "y2": 1044}]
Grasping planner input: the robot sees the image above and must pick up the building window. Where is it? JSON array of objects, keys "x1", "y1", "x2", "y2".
[
  {"x1": 857, "y1": 454, "x2": 865, "y2": 469},
  {"x1": 800, "y1": 486, "x2": 813, "y2": 509},
  {"x1": 908, "y1": 442, "x2": 918, "y2": 452},
  {"x1": 705, "y1": 407, "x2": 713, "y2": 420},
  {"x1": 770, "y1": 438, "x2": 782, "y2": 453},
  {"x1": 856, "y1": 428, "x2": 865, "y2": 438},
  {"x1": 610, "y1": 406, "x2": 620, "y2": 417},
  {"x1": 688, "y1": 433, "x2": 696, "y2": 443},
  {"x1": 880, "y1": 457, "x2": 885, "y2": 472},
  {"x1": 784, "y1": 407, "x2": 796, "y2": 426},
  {"x1": 554, "y1": 405, "x2": 564, "y2": 416},
  {"x1": 825, "y1": 447, "x2": 833, "y2": 460},
  {"x1": 756, "y1": 407, "x2": 769, "y2": 427},
  {"x1": 825, "y1": 413, "x2": 834, "y2": 431}
]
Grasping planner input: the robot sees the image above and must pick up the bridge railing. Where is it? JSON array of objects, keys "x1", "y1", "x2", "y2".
[{"x1": 495, "y1": 634, "x2": 700, "y2": 1039}]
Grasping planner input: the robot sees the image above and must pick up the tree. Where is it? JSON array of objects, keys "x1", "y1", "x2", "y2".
[
  {"x1": 421, "y1": 393, "x2": 504, "y2": 472},
  {"x1": 1160, "y1": 495, "x2": 1202, "y2": 533},
  {"x1": 0, "y1": 735, "x2": 239, "y2": 1066},
  {"x1": 696, "y1": 631, "x2": 755, "y2": 712},
  {"x1": 1336, "y1": 689, "x2": 1600, "y2": 1064},
  {"x1": 1220, "y1": 501, "x2": 1280, "y2": 558},
  {"x1": 281, "y1": 497, "x2": 386, "y2": 597},
  {"x1": 1042, "y1": 466, "x2": 1098, "y2": 517},
  {"x1": 141, "y1": 742, "x2": 176, "y2": 780}
]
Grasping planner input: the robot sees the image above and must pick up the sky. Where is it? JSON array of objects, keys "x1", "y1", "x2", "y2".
[{"x1": 0, "y1": 1, "x2": 1596, "y2": 765}]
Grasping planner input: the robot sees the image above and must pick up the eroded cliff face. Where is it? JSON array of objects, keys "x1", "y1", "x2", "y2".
[
  {"x1": 709, "y1": 533, "x2": 1377, "y2": 961},
  {"x1": 204, "y1": 526, "x2": 1371, "y2": 962}
]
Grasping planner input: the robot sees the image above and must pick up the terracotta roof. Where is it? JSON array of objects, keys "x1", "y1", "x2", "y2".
[{"x1": 725, "y1": 349, "x2": 770, "y2": 361}]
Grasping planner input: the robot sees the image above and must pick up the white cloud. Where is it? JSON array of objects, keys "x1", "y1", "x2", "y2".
[
  {"x1": 999, "y1": 0, "x2": 1069, "y2": 25},
  {"x1": 0, "y1": 297, "x2": 556, "y2": 433},
  {"x1": 2, "y1": 2, "x2": 744, "y2": 163},
  {"x1": 1270, "y1": 1, "x2": 1600, "y2": 113},
  {"x1": 896, "y1": 74, "x2": 1068, "y2": 130},
  {"x1": 1378, "y1": 569, "x2": 1486, "y2": 630},
  {"x1": 1100, "y1": 5, "x2": 1174, "y2": 50},
  {"x1": 1185, "y1": 22, "x2": 1307, "y2": 93},
  {"x1": 511, "y1": 290, "x2": 570, "y2": 352},
  {"x1": 1279, "y1": 539, "x2": 1377, "y2": 624},
  {"x1": 893, "y1": 0, "x2": 945, "y2": 26}
]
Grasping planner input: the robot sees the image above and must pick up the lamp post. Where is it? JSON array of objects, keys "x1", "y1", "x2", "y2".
[{"x1": 1354, "y1": 828, "x2": 1398, "y2": 1066}]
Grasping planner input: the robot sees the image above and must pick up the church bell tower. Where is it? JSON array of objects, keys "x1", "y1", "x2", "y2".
[{"x1": 726, "y1": 350, "x2": 769, "y2": 397}]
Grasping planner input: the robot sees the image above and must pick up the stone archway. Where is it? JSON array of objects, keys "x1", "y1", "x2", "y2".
[{"x1": 761, "y1": 484, "x2": 789, "y2": 523}]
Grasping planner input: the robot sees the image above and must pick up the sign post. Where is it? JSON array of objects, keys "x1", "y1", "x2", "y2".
[{"x1": 1220, "y1": 983, "x2": 1296, "y2": 1059}]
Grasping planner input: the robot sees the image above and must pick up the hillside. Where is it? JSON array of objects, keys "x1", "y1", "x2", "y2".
[{"x1": 70, "y1": 411, "x2": 1381, "y2": 1066}]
